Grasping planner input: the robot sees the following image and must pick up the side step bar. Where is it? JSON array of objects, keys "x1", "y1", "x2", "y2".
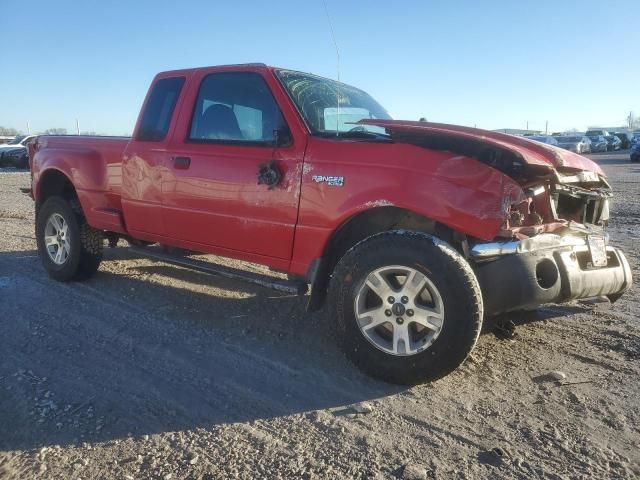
[{"x1": 129, "y1": 246, "x2": 308, "y2": 296}]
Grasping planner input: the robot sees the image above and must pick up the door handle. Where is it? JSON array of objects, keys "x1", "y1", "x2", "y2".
[{"x1": 173, "y1": 156, "x2": 191, "y2": 169}]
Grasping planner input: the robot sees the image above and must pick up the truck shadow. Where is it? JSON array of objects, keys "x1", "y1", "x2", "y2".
[
  {"x1": 0, "y1": 247, "x2": 587, "y2": 452},
  {"x1": 0, "y1": 248, "x2": 404, "y2": 452},
  {"x1": 482, "y1": 304, "x2": 588, "y2": 340}
]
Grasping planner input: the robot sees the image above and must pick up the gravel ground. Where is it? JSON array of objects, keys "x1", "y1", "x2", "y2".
[{"x1": 0, "y1": 152, "x2": 638, "y2": 480}]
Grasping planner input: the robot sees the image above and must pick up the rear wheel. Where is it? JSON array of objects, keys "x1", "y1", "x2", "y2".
[
  {"x1": 328, "y1": 231, "x2": 483, "y2": 384},
  {"x1": 36, "y1": 196, "x2": 103, "y2": 281}
]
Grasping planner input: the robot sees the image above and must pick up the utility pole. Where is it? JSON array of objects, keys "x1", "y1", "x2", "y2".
[
  {"x1": 526, "y1": 120, "x2": 529, "y2": 131},
  {"x1": 76, "y1": 119, "x2": 80, "y2": 135},
  {"x1": 26, "y1": 121, "x2": 30, "y2": 134},
  {"x1": 545, "y1": 120, "x2": 548, "y2": 135}
]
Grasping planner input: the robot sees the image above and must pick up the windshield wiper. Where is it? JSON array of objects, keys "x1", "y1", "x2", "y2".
[{"x1": 317, "y1": 130, "x2": 392, "y2": 141}]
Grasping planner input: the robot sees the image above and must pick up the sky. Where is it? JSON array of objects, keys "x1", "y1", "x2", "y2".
[{"x1": 1, "y1": 0, "x2": 638, "y2": 135}]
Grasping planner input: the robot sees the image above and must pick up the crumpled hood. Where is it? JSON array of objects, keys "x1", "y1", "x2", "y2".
[{"x1": 358, "y1": 119, "x2": 604, "y2": 176}]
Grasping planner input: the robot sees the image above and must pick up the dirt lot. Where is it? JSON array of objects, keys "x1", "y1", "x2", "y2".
[{"x1": 0, "y1": 152, "x2": 638, "y2": 480}]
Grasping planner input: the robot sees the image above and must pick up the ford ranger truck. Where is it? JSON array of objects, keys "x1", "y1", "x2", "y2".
[{"x1": 27, "y1": 64, "x2": 632, "y2": 385}]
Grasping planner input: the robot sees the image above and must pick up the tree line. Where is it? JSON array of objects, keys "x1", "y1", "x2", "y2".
[
  {"x1": 0, "y1": 127, "x2": 101, "y2": 136},
  {"x1": 0, "y1": 126, "x2": 69, "y2": 136}
]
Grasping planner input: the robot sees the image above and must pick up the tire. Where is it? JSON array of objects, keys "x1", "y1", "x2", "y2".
[
  {"x1": 328, "y1": 231, "x2": 483, "y2": 384},
  {"x1": 36, "y1": 196, "x2": 103, "y2": 281}
]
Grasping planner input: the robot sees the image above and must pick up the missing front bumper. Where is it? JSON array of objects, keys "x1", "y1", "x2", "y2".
[{"x1": 471, "y1": 235, "x2": 632, "y2": 315}]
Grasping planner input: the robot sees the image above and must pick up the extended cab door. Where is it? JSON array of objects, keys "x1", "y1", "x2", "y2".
[
  {"x1": 162, "y1": 68, "x2": 307, "y2": 263},
  {"x1": 121, "y1": 74, "x2": 188, "y2": 240}
]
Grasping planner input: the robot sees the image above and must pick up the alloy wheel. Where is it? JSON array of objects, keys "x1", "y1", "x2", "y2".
[
  {"x1": 44, "y1": 213, "x2": 71, "y2": 265},
  {"x1": 354, "y1": 265, "x2": 445, "y2": 356}
]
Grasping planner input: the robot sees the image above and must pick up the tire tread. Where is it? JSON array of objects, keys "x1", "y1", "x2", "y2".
[
  {"x1": 328, "y1": 230, "x2": 483, "y2": 384},
  {"x1": 37, "y1": 196, "x2": 103, "y2": 281}
]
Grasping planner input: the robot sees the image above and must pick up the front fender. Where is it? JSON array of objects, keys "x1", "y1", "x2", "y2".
[
  {"x1": 289, "y1": 138, "x2": 525, "y2": 276},
  {"x1": 299, "y1": 139, "x2": 524, "y2": 240}
]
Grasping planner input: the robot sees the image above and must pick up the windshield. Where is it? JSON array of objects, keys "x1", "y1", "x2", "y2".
[
  {"x1": 7, "y1": 135, "x2": 25, "y2": 145},
  {"x1": 276, "y1": 69, "x2": 392, "y2": 137}
]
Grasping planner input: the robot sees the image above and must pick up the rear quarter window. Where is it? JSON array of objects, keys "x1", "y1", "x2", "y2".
[{"x1": 136, "y1": 77, "x2": 185, "y2": 142}]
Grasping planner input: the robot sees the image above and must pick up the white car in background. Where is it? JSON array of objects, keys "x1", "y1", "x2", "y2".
[
  {"x1": 0, "y1": 135, "x2": 35, "y2": 154},
  {"x1": 556, "y1": 135, "x2": 592, "y2": 154}
]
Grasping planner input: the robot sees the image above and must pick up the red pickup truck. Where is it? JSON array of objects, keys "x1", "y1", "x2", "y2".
[{"x1": 28, "y1": 64, "x2": 632, "y2": 384}]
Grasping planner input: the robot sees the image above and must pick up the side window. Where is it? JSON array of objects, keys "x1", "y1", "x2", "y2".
[
  {"x1": 136, "y1": 77, "x2": 185, "y2": 142},
  {"x1": 189, "y1": 72, "x2": 288, "y2": 145}
]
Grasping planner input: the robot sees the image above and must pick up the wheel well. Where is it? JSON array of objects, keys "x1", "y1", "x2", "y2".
[
  {"x1": 37, "y1": 170, "x2": 78, "y2": 211},
  {"x1": 306, "y1": 206, "x2": 458, "y2": 311}
]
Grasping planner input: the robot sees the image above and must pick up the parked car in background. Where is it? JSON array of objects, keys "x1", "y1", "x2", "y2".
[
  {"x1": 585, "y1": 129, "x2": 610, "y2": 138},
  {"x1": 556, "y1": 135, "x2": 591, "y2": 153},
  {"x1": 0, "y1": 135, "x2": 35, "y2": 154},
  {"x1": 0, "y1": 144, "x2": 29, "y2": 168},
  {"x1": 631, "y1": 142, "x2": 640, "y2": 162},
  {"x1": 613, "y1": 132, "x2": 633, "y2": 149},
  {"x1": 586, "y1": 134, "x2": 609, "y2": 152},
  {"x1": 527, "y1": 135, "x2": 559, "y2": 146},
  {"x1": 632, "y1": 132, "x2": 640, "y2": 145},
  {"x1": 605, "y1": 135, "x2": 622, "y2": 151},
  {"x1": 0, "y1": 135, "x2": 34, "y2": 168}
]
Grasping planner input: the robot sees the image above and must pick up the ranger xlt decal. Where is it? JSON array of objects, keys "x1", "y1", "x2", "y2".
[{"x1": 312, "y1": 175, "x2": 344, "y2": 187}]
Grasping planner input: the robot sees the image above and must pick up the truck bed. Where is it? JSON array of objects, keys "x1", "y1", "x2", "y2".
[{"x1": 31, "y1": 135, "x2": 130, "y2": 233}]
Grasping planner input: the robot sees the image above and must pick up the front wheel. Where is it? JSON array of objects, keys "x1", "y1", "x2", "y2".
[
  {"x1": 328, "y1": 231, "x2": 483, "y2": 384},
  {"x1": 36, "y1": 196, "x2": 103, "y2": 281}
]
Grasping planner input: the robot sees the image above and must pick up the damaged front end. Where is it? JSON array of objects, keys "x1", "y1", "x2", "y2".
[
  {"x1": 498, "y1": 168, "x2": 611, "y2": 240},
  {"x1": 471, "y1": 232, "x2": 632, "y2": 315},
  {"x1": 469, "y1": 150, "x2": 631, "y2": 314},
  {"x1": 358, "y1": 119, "x2": 633, "y2": 314}
]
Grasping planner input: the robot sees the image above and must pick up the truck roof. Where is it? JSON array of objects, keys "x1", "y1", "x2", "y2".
[{"x1": 155, "y1": 63, "x2": 273, "y2": 78}]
